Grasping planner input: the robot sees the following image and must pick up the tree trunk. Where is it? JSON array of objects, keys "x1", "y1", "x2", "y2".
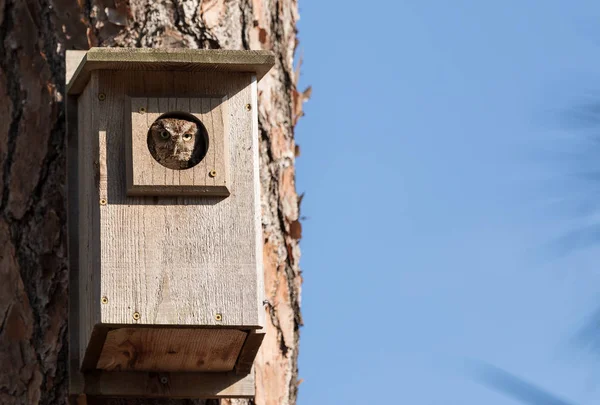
[{"x1": 0, "y1": 1, "x2": 303, "y2": 404}]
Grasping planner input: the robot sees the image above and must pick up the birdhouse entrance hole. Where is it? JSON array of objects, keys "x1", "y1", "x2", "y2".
[{"x1": 146, "y1": 112, "x2": 209, "y2": 170}]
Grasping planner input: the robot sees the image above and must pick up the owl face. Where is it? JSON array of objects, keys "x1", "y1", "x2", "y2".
[{"x1": 148, "y1": 117, "x2": 201, "y2": 170}]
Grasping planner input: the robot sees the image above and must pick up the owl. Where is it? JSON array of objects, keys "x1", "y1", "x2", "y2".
[{"x1": 147, "y1": 117, "x2": 204, "y2": 170}]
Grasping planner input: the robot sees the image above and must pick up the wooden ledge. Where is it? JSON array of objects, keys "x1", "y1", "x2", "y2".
[
  {"x1": 66, "y1": 48, "x2": 275, "y2": 95},
  {"x1": 70, "y1": 370, "x2": 255, "y2": 400}
]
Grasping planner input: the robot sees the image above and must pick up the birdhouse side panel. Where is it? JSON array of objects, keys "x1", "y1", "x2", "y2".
[
  {"x1": 92, "y1": 70, "x2": 263, "y2": 328},
  {"x1": 77, "y1": 77, "x2": 103, "y2": 364},
  {"x1": 249, "y1": 76, "x2": 266, "y2": 329}
]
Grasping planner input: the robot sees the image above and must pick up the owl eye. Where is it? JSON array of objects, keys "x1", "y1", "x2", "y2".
[
  {"x1": 159, "y1": 130, "x2": 170, "y2": 140},
  {"x1": 183, "y1": 133, "x2": 193, "y2": 141}
]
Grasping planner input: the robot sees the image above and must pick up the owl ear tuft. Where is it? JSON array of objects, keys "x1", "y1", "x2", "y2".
[
  {"x1": 150, "y1": 121, "x2": 163, "y2": 131},
  {"x1": 181, "y1": 120, "x2": 196, "y2": 133}
]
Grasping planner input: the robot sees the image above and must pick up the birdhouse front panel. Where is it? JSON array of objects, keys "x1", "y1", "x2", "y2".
[{"x1": 74, "y1": 69, "x2": 264, "y2": 372}]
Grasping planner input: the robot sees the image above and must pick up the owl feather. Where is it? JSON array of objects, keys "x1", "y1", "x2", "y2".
[{"x1": 147, "y1": 117, "x2": 203, "y2": 170}]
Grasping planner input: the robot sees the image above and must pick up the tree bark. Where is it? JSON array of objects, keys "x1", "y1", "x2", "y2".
[{"x1": 0, "y1": 1, "x2": 303, "y2": 404}]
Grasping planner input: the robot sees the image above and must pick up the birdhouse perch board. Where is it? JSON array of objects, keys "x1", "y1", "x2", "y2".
[{"x1": 66, "y1": 48, "x2": 274, "y2": 400}]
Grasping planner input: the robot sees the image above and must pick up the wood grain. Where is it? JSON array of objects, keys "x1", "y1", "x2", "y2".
[
  {"x1": 250, "y1": 76, "x2": 267, "y2": 329},
  {"x1": 70, "y1": 55, "x2": 266, "y2": 397},
  {"x1": 235, "y1": 328, "x2": 265, "y2": 375},
  {"x1": 82, "y1": 370, "x2": 255, "y2": 398},
  {"x1": 126, "y1": 96, "x2": 229, "y2": 196},
  {"x1": 66, "y1": 50, "x2": 87, "y2": 84},
  {"x1": 92, "y1": 70, "x2": 264, "y2": 330},
  {"x1": 67, "y1": 91, "x2": 83, "y2": 395},
  {"x1": 80, "y1": 325, "x2": 110, "y2": 371},
  {"x1": 96, "y1": 328, "x2": 247, "y2": 372},
  {"x1": 77, "y1": 77, "x2": 103, "y2": 366},
  {"x1": 67, "y1": 48, "x2": 275, "y2": 95}
]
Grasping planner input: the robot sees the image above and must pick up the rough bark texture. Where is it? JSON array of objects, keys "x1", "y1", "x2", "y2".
[{"x1": 0, "y1": 1, "x2": 304, "y2": 404}]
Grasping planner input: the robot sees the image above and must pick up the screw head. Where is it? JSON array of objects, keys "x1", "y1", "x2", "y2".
[
  {"x1": 98, "y1": 93, "x2": 106, "y2": 101},
  {"x1": 245, "y1": 103, "x2": 252, "y2": 111},
  {"x1": 209, "y1": 170, "x2": 217, "y2": 178},
  {"x1": 215, "y1": 313, "x2": 222, "y2": 321},
  {"x1": 101, "y1": 296, "x2": 108, "y2": 304},
  {"x1": 100, "y1": 198, "x2": 107, "y2": 206},
  {"x1": 160, "y1": 376, "x2": 169, "y2": 384},
  {"x1": 138, "y1": 107, "x2": 146, "y2": 114},
  {"x1": 133, "y1": 312, "x2": 140, "y2": 320}
]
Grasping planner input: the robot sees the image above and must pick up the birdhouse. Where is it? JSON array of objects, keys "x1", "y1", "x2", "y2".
[{"x1": 65, "y1": 48, "x2": 274, "y2": 399}]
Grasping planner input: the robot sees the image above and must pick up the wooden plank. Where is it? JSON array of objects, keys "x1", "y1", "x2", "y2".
[
  {"x1": 80, "y1": 325, "x2": 110, "y2": 371},
  {"x1": 76, "y1": 86, "x2": 88, "y2": 366},
  {"x1": 83, "y1": 370, "x2": 255, "y2": 398},
  {"x1": 67, "y1": 48, "x2": 275, "y2": 95},
  {"x1": 126, "y1": 96, "x2": 229, "y2": 196},
  {"x1": 126, "y1": 97, "x2": 152, "y2": 191},
  {"x1": 96, "y1": 328, "x2": 247, "y2": 372},
  {"x1": 209, "y1": 97, "x2": 227, "y2": 188},
  {"x1": 66, "y1": 50, "x2": 87, "y2": 84},
  {"x1": 201, "y1": 97, "x2": 215, "y2": 188},
  {"x1": 67, "y1": 92, "x2": 83, "y2": 397},
  {"x1": 250, "y1": 75, "x2": 266, "y2": 328},
  {"x1": 147, "y1": 96, "x2": 164, "y2": 187},
  {"x1": 235, "y1": 328, "x2": 265, "y2": 375},
  {"x1": 190, "y1": 97, "x2": 209, "y2": 187},
  {"x1": 77, "y1": 77, "x2": 102, "y2": 367},
  {"x1": 95, "y1": 71, "x2": 264, "y2": 329},
  {"x1": 176, "y1": 97, "x2": 194, "y2": 186}
]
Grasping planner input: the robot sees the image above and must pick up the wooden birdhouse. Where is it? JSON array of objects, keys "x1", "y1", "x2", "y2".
[{"x1": 65, "y1": 48, "x2": 274, "y2": 399}]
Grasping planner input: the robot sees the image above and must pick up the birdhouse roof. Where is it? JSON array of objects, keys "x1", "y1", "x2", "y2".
[{"x1": 66, "y1": 48, "x2": 275, "y2": 95}]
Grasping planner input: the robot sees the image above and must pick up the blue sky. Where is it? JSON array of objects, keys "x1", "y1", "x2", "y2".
[{"x1": 295, "y1": 1, "x2": 600, "y2": 404}]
